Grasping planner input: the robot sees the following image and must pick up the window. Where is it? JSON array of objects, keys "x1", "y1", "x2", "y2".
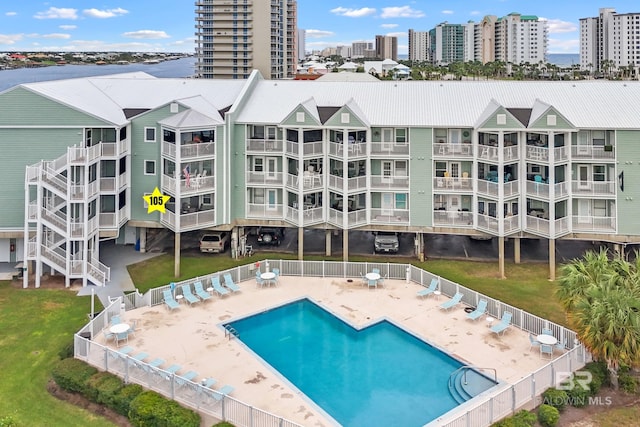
[
  {"x1": 296, "y1": 112, "x2": 305, "y2": 122},
  {"x1": 144, "y1": 160, "x2": 156, "y2": 175},
  {"x1": 593, "y1": 165, "x2": 606, "y2": 181},
  {"x1": 163, "y1": 129, "x2": 176, "y2": 143},
  {"x1": 395, "y1": 194, "x2": 407, "y2": 209},
  {"x1": 341, "y1": 113, "x2": 350, "y2": 123},
  {"x1": 119, "y1": 127, "x2": 127, "y2": 141},
  {"x1": 144, "y1": 127, "x2": 156, "y2": 142},
  {"x1": 395, "y1": 160, "x2": 408, "y2": 177},
  {"x1": 395, "y1": 128, "x2": 407, "y2": 143},
  {"x1": 253, "y1": 157, "x2": 264, "y2": 172},
  {"x1": 143, "y1": 192, "x2": 151, "y2": 208},
  {"x1": 435, "y1": 161, "x2": 447, "y2": 177}
]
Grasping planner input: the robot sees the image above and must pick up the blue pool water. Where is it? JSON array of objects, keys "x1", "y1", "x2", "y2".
[{"x1": 227, "y1": 299, "x2": 487, "y2": 427}]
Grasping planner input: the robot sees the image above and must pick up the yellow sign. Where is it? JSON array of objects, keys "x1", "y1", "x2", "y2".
[{"x1": 143, "y1": 187, "x2": 171, "y2": 214}]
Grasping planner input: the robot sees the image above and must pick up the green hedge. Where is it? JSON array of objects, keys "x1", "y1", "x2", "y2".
[
  {"x1": 489, "y1": 410, "x2": 536, "y2": 427},
  {"x1": 52, "y1": 358, "x2": 199, "y2": 426},
  {"x1": 128, "y1": 391, "x2": 200, "y2": 427},
  {"x1": 541, "y1": 388, "x2": 568, "y2": 412},
  {"x1": 537, "y1": 404, "x2": 559, "y2": 427}
]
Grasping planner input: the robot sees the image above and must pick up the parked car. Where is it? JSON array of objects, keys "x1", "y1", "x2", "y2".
[
  {"x1": 199, "y1": 232, "x2": 229, "y2": 253},
  {"x1": 257, "y1": 227, "x2": 285, "y2": 246},
  {"x1": 374, "y1": 231, "x2": 399, "y2": 253}
]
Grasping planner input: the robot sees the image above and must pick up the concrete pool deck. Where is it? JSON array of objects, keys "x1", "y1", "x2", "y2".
[{"x1": 101, "y1": 275, "x2": 558, "y2": 427}]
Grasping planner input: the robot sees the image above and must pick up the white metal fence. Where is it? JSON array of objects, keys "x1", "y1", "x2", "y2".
[{"x1": 75, "y1": 260, "x2": 587, "y2": 427}]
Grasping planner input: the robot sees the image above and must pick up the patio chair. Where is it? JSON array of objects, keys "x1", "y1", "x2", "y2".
[
  {"x1": 202, "y1": 378, "x2": 217, "y2": 388},
  {"x1": 542, "y1": 327, "x2": 553, "y2": 336},
  {"x1": 466, "y1": 299, "x2": 487, "y2": 321},
  {"x1": 417, "y1": 278, "x2": 439, "y2": 298},
  {"x1": 367, "y1": 279, "x2": 377, "y2": 289},
  {"x1": 223, "y1": 273, "x2": 241, "y2": 292},
  {"x1": 193, "y1": 281, "x2": 212, "y2": 302},
  {"x1": 111, "y1": 315, "x2": 121, "y2": 325},
  {"x1": 102, "y1": 328, "x2": 115, "y2": 342},
  {"x1": 211, "y1": 276, "x2": 230, "y2": 297},
  {"x1": 540, "y1": 344, "x2": 554, "y2": 359},
  {"x1": 212, "y1": 385, "x2": 235, "y2": 401},
  {"x1": 162, "y1": 289, "x2": 180, "y2": 311},
  {"x1": 256, "y1": 275, "x2": 265, "y2": 288},
  {"x1": 180, "y1": 284, "x2": 200, "y2": 305},
  {"x1": 378, "y1": 275, "x2": 387, "y2": 288},
  {"x1": 439, "y1": 292, "x2": 464, "y2": 311},
  {"x1": 176, "y1": 371, "x2": 198, "y2": 386},
  {"x1": 128, "y1": 319, "x2": 138, "y2": 337},
  {"x1": 132, "y1": 351, "x2": 149, "y2": 362},
  {"x1": 148, "y1": 358, "x2": 165, "y2": 368},
  {"x1": 554, "y1": 340, "x2": 566, "y2": 353},
  {"x1": 359, "y1": 272, "x2": 368, "y2": 286},
  {"x1": 115, "y1": 330, "x2": 129, "y2": 347},
  {"x1": 272, "y1": 268, "x2": 280, "y2": 284},
  {"x1": 372, "y1": 268, "x2": 380, "y2": 274},
  {"x1": 529, "y1": 333, "x2": 541, "y2": 351},
  {"x1": 490, "y1": 312, "x2": 513, "y2": 335}
]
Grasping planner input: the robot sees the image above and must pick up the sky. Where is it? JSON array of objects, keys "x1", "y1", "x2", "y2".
[{"x1": 0, "y1": 1, "x2": 637, "y2": 54}]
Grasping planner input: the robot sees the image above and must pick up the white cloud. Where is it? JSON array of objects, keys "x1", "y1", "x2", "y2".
[
  {"x1": 470, "y1": 11, "x2": 481, "y2": 16},
  {"x1": 5, "y1": 12, "x2": 17, "y2": 17},
  {"x1": 0, "y1": 34, "x2": 22, "y2": 45},
  {"x1": 330, "y1": 7, "x2": 376, "y2": 18},
  {"x1": 83, "y1": 8, "x2": 129, "y2": 19},
  {"x1": 34, "y1": 7, "x2": 78, "y2": 20},
  {"x1": 544, "y1": 18, "x2": 578, "y2": 34},
  {"x1": 548, "y1": 38, "x2": 579, "y2": 53},
  {"x1": 380, "y1": 24, "x2": 398, "y2": 29},
  {"x1": 122, "y1": 30, "x2": 170, "y2": 40},
  {"x1": 380, "y1": 6, "x2": 425, "y2": 19},
  {"x1": 306, "y1": 29, "x2": 334, "y2": 38},
  {"x1": 386, "y1": 32, "x2": 407, "y2": 38},
  {"x1": 59, "y1": 25, "x2": 77, "y2": 30},
  {"x1": 442, "y1": 10, "x2": 454, "y2": 15},
  {"x1": 42, "y1": 33, "x2": 72, "y2": 40}
]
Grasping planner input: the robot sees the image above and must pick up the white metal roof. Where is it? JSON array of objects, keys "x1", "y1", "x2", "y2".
[{"x1": 234, "y1": 80, "x2": 640, "y2": 129}]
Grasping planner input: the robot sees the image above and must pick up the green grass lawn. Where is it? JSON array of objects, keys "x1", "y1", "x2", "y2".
[
  {"x1": 0, "y1": 281, "x2": 115, "y2": 426},
  {"x1": 1, "y1": 254, "x2": 568, "y2": 426}
]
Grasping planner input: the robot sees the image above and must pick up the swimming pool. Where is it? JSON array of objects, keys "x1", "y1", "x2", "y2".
[{"x1": 227, "y1": 299, "x2": 496, "y2": 427}]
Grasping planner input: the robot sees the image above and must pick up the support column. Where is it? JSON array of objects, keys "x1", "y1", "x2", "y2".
[
  {"x1": 325, "y1": 229, "x2": 332, "y2": 256},
  {"x1": 514, "y1": 237, "x2": 521, "y2": 264},
  {"x1": 174, "y1": 232, "x2": 181, "y2": 278},
  {"x1": 498, "y1": 236, "x2": 506, "y2": 279},
  {"x1": 342, "y1": 230, "x2": 349, "y2": 262},
  {"x1": 549, "y1": 238, "x2": 556, "y2": 281},
  {"x1": 139, "y1": 227, "x2": 147, "y2": 253},
  {"x1": 298, "y1": 227, "x2": 304, "y2": 260}
]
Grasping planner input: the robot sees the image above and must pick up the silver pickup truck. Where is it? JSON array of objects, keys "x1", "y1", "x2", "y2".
[
  {"x1": 374, "y1": 232, "x2": 399, "y2": 253},
  {"x1": 199, "y1": 232, "x2": 229, "y2": 253}
]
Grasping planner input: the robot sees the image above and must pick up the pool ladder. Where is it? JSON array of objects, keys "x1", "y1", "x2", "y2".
[
  {"x1": 448, "y1": 365, "x2": 497, "y2": 387},
  {"x1": 224, "y1": 325, "x2": 239, "y2": 340}
]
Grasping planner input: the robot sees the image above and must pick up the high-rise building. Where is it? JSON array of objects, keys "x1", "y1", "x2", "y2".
[
  {"x1": 476, "y1": 16, "x2": 498, "y2": 64},
  {"x1": 430, "y1": 23, "x2": 465, "y2": 65},
  {"x1": 408, "y1": 29, "x2": 430, "y2": 62},
  {"x1": 580, "y1": 8, "x2": 640, "y2": 72},
  {"x1": 494, "y1": 13, "x2": 547, "y2": 65},
  {"x1": 195, "y1": 0, "x2": 297, "y2": 79},
  {"x1": 298, "y1": 29, "x2": 306, "y2": 60},
  {"x1": 351, "y1": 41, "x2": 373, "y2": 59},
  {"x1": 375, "y1": 35, "x2": 398, "y2": 61}
]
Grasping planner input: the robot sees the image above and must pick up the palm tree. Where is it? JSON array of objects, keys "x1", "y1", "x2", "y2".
[{"x1": 557, "y1": 249, "x2": 640, "y2": 388}]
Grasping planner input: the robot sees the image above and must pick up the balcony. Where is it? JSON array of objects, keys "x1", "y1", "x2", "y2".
[
  {"x1": 370, "y1": 141, "x2": 409, "y2": 156},
  {"x1": 477, "y1": 214, "x2": 499, "y2": 234},
  {"x1": 246, "y1": 203, "x2": 284, "y2": 219},
  {"x1": 432, "y1": 143, "x2": 473, "y2": 158},
  {"x1": 161, "y1": 208, "x2": 216, "y2": 232},
  {"x1": 370, "y1": 208, "x2": 409, "y2": 225},
  {"x1": 571, "y1": 145, "x2": 615, "y2": 161},
  {"x1": 571, "y1": 180, "x2": 616, "y2": 197},
  {"x1": 285, "y1": 140, "x2": 323, "y2": 157},
  {"x1": 433, "y1": 210, "x2": 473, "y2": 227},
  {"x1": 327, "y1": 174, "x2": 366, "y2": 192},
  {"x1": 371, "y1": 175, "x2": 409, "y2": 191},
  {"x1": 526, "y1": 215, "x2": 550, "y2": 237},
  {"x1": 572, "y1": 216, "x2": 616, "y2": 233},
  {"x1": 162, "y1": 174, "x2": 216, "y2": 196},
  {"x1": 328, "y1": 141, "x2": 366, "y2": 158},
  {"x1": 246, "y1": 138, "x2": 283, "y2": 153},
  {"x1": 284, "y1": 205, "x2": 324, "y2": 227},
  {"x1": 434, "y1": 176, "x2": 472, "y2": 192},
  {"x1": 161, "y1": 141, "x2": 215, "y2": 159},
  {"x1": 246, "y1": 171, "x2": 283, "y2": 186},
  {"x1": 476, "y1": 179, "x2": 498, "y2": 197}
]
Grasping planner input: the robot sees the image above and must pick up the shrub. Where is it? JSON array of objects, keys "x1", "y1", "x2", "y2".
[
  {"x1": 541, "y1": 388, "x2": 568, "y2": 412},
  {"x1": 51, "y1": 358, "x2": 98, "y2": 395},
  {"x1": 564, "y1": 378, "x2": 590, "y2": 408},
  {"x1": 212, "y1": 424, "x2": 236, "y2": 427},
  {"x1": 85, "y1": 372, "x2": 123, "y2": 406},
  {"x1": 0, "y1": 415, "x2": 17, "y2": 427},
  {"x1": 584, "y1": 361, "x2": 609, "y2": 394},
  {"x1": 537, "y1": 404, "x2": 560, "y2": 427},
  {"x1": 129, "y1": 391, "x2": 200, "y2": 427},
  {"x1": 57, "y1": 340, "x2": 75, "y2": 360},
  {"x1": 618, "y1": 366, "x2": 638, "y2": 394},
  {"x1": 489, "y1": 410, "x2": 536, "y2": 427},
  {"x1": 112, "y1": 383, "x2": 143, "y2": 417}
]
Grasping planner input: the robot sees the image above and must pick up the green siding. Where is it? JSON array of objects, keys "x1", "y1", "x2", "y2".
[
  {"x1": 529, "y1": 107, "x2": 573, "y2": 130},
  {"x1": 615, "y1": 130, "x2": 640, "y2": 235},
  {"x1": 0, "y1": 128, "x2": 81, "y2": 227},
  {"x1": 0, "y1": 87, "x2": 110, "y2": 127},
  {"x1": 409, "y1": 128, "x2": 432, "y2": 226},
  {"x1": 480, "y1": 108, "x2": 524, "y2": 129},
  {"x1": 323, "y1": 106, "x2": 366, "y2": 128},
  {"x1": 230, "y1": 124, "x2": 247, "y2": 219},
  {"x1": 280, "y1": 106, "x2": 321, "y2": 127}
]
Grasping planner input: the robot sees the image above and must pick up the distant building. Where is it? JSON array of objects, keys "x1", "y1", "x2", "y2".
[
  {"x1": 195, "y1": 0, "x2": 297, "y2": 79},
  {"x1": 580, "y1": 8, "x2": 640, "y2": 73},
  {"x1": 375, "y1": 35, "x2": 398, "y2": 61},
  {"x1": 352, "y1": 41, "x2": 373, "y2": 59},
  {"x1": 408, "y1": 29, "x2": 430, "y2": 62},
  {"x1": 336, "y1": 45, "x2": 352, "y2": 59},
  {"x1": 494, "y1": 13, "x2": 547, "y2": 65},
  {"x1": 430, "y1": 23, "x2": 465, "y2": 65},
  {"x1": 298, "y1": 29, "x2": 306, "y2": 60}
]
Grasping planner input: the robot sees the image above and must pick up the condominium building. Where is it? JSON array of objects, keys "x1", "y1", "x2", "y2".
[
  {"x1": 430, "y1": 23, "x2": 465, "y2": 65},
  {"x1": 408, "y1": 29, "x2": 430, "y2": 62},
  {"x1": 351, "y1": 41, "x2": 373, "y2": 59},
  {"x1": 298, "y1": 29, "x2": 306, "y2": 60},
  {"x1": 580, "y1": 8, "x2": 640, "y2": 72},
  {"x1": 1, "y1": 72, "x2": 639, "y2": 288},
  {"x1": 494, "y1": 13, "x2": 547, "y2": 64},
  {"x1": 195, "y1": 0, "x2": 297, "y2": 79},
  {"x1": 375, "y1": 35, "x2": 398, "y2": 61}
]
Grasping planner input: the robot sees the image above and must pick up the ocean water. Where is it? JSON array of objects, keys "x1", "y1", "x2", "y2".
[
  {"x1": 0, "y1": 57, "x2": 196, "y2": 92},
  {"x1": 547, "y1": 53, "x2": 580, "y2": 67}
]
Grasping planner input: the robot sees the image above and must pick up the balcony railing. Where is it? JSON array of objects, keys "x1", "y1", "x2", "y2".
[
  {"x1": 246, "y1": 138, "x2": 283, "y2": 153},
  {"x1": 161, "y1": 141, "x2": 215, "y2": 159},
  {"x1": 100, "y1": 177, "x2": 116, "y2": 192},
  {"x1": 246, "y1": 203, "x2": 283, "y2": 219},
  {"x1": 434, "y1": 177, "x2": 472, "y2": 191},
  {"x1": 162, "y1": 174, "x2": 216, "y2": 195},
  {"x1": 526, "y1": 180, "x2": 549, "y2": 198},
  {"x1": 371, "y1": 175, "x2": 409, "y2": 190},
  {"x1": 571, "y1": 180, "x2": 616, "y2": 196},
  {"x1": 571, "y1": 145, "x2": 615, "y2": 160},
  {"x1": 572, "y1": 216, "x2": 616, "y2": 233},
  {"x1": 504, "y1": 214, "x2": 520, "y2": 234},
  {"x1": 476, "y1": 179, "x2": 498, "y2": 197},
  {"x1": 433, "y1": 210, "x2": 473, "y2": 227},
  {"x1": 246, "y1": 171, "x2": 283, "y2": 185},
  {"x1": 526, "y1": 145, "x2": 548, "y2": 162},
  {"x1": 161, "y1": 208, "x2": 216, "y2": 232},
  {"x1": 370, "y1": 208, "x2": 409, "y2": 224},
  {"x1": 477, "y1": 214, "x2": 499, "y2": 234},
  {"x1": 285, "y1": 140, "x2": 323, "y2": 157},
  {"x1": 328, "y1": 141, "x2": 366, "y2": 158},
  {"x1": 432, "y1": 143, "x2": 473, "y2": 158},
  {"x1": 526, "y1": 215, "x2": 550, "y2": 237},
  {"x1": 370, "y1": 141, "x2": 409, "y2": 156},
  {"x1": 347, "y1": 209, "x2": 367, "y2": 227},
  {"x1": 284, "y1": 206, "x2": 324, "y2": 226}
]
